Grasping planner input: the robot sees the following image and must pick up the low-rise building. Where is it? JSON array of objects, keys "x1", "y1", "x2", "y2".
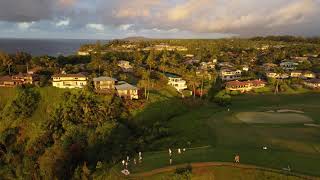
[
  {"x1": 52, "y1": 73, "x2": 88, "y2": 89},
  {"x1": 0, "y1": 73, "x2": 37, "y2": 87},
  {"x1": 280, "y1": 60, "x2": 299, "y2": 71},
  {"x1": 242, "y1": 65, "x2": 249, "y2": 72},
  {"x1": 290, "y1": 71, "x2": 303, "y2": 78},
  {"x1": 302, "y1": 71, "x2": 316, "y2": 79},
  {"x1": 93, "y1": 76, "x2": 117, "y2": 91},
  {"x1": 167, "y1": 74, "x2": 188, "y2": 92},
  {"x1": 199, "y1": 61, "x2": 216, "y2": 70},
  {"x1": 266, "y1": 72, "x2": 289, "y2": 79},
  {"x1": 226, "y1": 80, "x2": 266, "y2": 92},
  {"x1": 220, "y1": 68, "x2": 242, "y2": 81},
  {"x1": 118, "y1": 60, "x2": 133, "y2": 72},
  {"x1": 263, "y1": 63, "x2": 278, "y2": 71},
  {"x1": 115, "y1": 81, "x2": 139, "y2": 100},
  {"x1": 303, "y1": 79, "x2": 320, "y2": 89}
]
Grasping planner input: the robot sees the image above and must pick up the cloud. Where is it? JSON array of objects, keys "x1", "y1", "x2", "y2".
[
  {"x1": 119, "y1": 24, "x2": 134, "y2": 31},
  {"x1": 17, "y1": 22, "x2": 35, "y2": 30},
  {"x1": 56, "y1": 19, "x2": 70, "y2": 27},
  {"x1": 86, "y1": 23, "x2": 105, "y2": 31},
  {"x1": 0, "y1": 0, "x2": 320, "y2": 37}
]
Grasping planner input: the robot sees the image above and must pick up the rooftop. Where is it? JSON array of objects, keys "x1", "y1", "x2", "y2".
[
  {"x1": 93, "y1": 76, "x2": 117, "y2": 82},
  {"x1": 115, "y1": 82, "x2": 138, "y2": 90}
]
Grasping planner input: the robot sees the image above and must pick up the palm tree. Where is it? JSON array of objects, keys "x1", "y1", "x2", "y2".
[
  {"x1": 0, "y1": 51, "x2": 13, "y2": 75},
  {"x1": 160, "y1": 50, "x2": 168, "y2": 74},
  {"x1": 184, "y1": 69, "x2": 200, "y2": 99}
]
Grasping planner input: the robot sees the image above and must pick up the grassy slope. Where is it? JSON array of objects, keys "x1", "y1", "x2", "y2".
[
  {"x1": 0, "y1": 87, "x2": 74, "y2": 145},
  {"x1": 1, "y1": 87, "x2": 320, "y2": 177}
]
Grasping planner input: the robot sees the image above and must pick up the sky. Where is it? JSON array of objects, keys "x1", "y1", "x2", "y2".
[{"x1": 0, "y1": 0, "x2": 319, "y2": 39}]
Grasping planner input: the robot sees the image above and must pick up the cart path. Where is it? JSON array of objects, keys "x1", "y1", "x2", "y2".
[{"x1": 129, "y1": 162, "x2": 319, "y2": 180}]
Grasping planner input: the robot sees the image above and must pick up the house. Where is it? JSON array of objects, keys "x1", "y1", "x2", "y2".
[
  {"x1": 199, "y1": 61, "x2": 215, "y2": 70},
  {"x1": 118, "y1": 60, "x2": 133, "y2": 72},
  {"x1": 266, "y1": 72, "x2": 289, "y2": 79},
  {"x1": 290, "y1": 71, "x2": 303, "y2": 78},
  {"x1": 225, "y1": 80, "x2": 266, "y2": 92},
  {"x1": 262, "y1": 63, "x2": 277, "y2": 71},
  {"x1": 291, "y1": 56, "x2": 308, "y2": 62},
  {"x1": 302, "y1": 71, "x2": 316, "y2": 79},
  {"x1": 143, "y1": 44, "x2": 188, "y2": 51},
  {"x1": 242, "y1": 65, "x2": 249, "y2": 72},
  {"x1": 280, "y1": 60, "x2": 299, "y2": 71},
  {"x1": 52, "y1": 73, "x2": 88, "y2": 89},
  {"x1": 115, "y1": 81, "x2": 139, "y2": 100},
  {"x1": 220, "y1": 68, "x2": 242, "y2": 81},
  {"x1": 185, "y1": 54, "x2": 194, "y2": 58},
  {"x1": 78, "y1": 51, "x2": 90, "y2": 56},
  {"x1": 0, "y1": 73, "x2": 37, "y2": 87},
  {"x1": 167, "y1": 74, "x2": 188, "y2": 92},
  {"x1": 303, "y1": 79, "x2": 320, "y2": 89},
  {"x1": 218, "y1": 62, "x2": 234, "y2": 68},
  {"x1": 93, "y1": 76, "x2": 117, "y2": 91}
]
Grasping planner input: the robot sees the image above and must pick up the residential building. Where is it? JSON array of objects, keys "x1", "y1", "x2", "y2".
[
  {"x1": 220, "y1": 68, "x2": 242, "y2": 81},
  {"x1": 77, "y1": 51, "x2": 90, "y2": 56},
  {"x1": 290, "y1": 71, "x2": 303, "y2": 78},
  {"x1": 185, "y1": 54, "x2": 194, "y2": 58},
  {"x1": 266, "y1": 72, "x2": 289, "y2": 79},
  {"x1": 0, "y1": 73, "x2": 37, "y2": 87},
  {"x1": 143, "y1": 44, "x2": 188, "y2": 51},
  {"x1": 167, "y1": 74, "x2": 188, "y2": 92},
  {"x1": 303, "y1": 79, "x2": 320, "y2": 89},
  {"x1": 280, "y1": 60, "x2": 299, "y2": 71},
  {"x1": 302, "y1": 71, "x2": 316, "y2": 79},
  {"x1": 225, "y1": 80, "x2": 266, "y2": 92},
  {"x1": 242, "y1": 65, "x2": 249, "y2": 72},
  {"x1": 263, "y1": 63, "x2": 278, "y2": 71},
  {"x1": 93, "y1": 76, "x2": 117, "y2": 91},
  {"x1": 115, "y1": 81, "x2": 139, "y2": 100},
  {"x1": 199, "y1": 60, "x2": 216, "y2": 70},
  {"x1": 118, "y1": 60, "x2": 133, "y2": 72},
  {"x1": 52, "y1": 73, "x2": 88, "y2": 89}
]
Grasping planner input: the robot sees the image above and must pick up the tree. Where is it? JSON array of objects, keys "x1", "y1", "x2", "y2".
[
  {"x1": 184, "y1": 69, "x2": 200, "y2": 99},
  {"x1": 160, "y1": 50, "x2": 168, "y2": 74},
  {"x1": 1, "y1": 87, "x2": 40, "y2": 120},
  {"x1": 0, "y1": 51, "x2": 13, "y2": 75},
  {"x1": 137, "y1": 69, "x2": 150, "y2": 99}
]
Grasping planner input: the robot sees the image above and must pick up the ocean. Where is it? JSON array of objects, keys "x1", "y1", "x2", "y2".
[{"x1": 0, "y1": 38, "x2": 107, "y2": 57}]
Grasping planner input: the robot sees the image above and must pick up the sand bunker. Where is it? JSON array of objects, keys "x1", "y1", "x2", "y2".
[{"x1": 236, "y1": 112, "x2": 313, "y2": 124}]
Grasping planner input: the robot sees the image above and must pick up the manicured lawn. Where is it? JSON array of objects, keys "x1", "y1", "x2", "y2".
[{"x1": 128, "y1": 93, "x2": 320, "y2": 176}]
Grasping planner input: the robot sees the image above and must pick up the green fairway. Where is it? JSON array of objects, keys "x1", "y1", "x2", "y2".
[
  {"x1": 127, "y1": 93, "x2": 320, "y2": 176},
  {"x1": 143, "y1": 165, "x2": 313, "y2": 180},
  {"x1": 236, "y1": 112, "x2": 313, "y2": 124}
]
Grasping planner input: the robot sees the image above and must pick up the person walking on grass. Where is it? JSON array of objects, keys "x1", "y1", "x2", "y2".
[{"x1": 234, "y1": 154, "x2": 240, "y2": 163}]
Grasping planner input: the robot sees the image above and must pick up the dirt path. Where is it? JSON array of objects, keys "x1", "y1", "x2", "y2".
[{"x1": 129, "y1": 162, "x2": 319, "y2": 180}]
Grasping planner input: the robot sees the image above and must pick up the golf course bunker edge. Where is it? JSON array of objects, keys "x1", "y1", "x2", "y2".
[{"x1": 236, "y1": 112, "x2": 314, "y2": 124}]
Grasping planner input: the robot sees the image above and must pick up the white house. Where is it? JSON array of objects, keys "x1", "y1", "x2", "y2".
[
  {"x1": 304, "y1": 79, "x2": 320, "y2": 89},
  {"x1": 52, "y1": 73, "x2": 88, "y2": 89},
  {"x1": 167, "y1": 74, "x2": 188, "y2": 92},
  {"x1": 118, "y1": 60, "x2": 133, "y2": 72},
  {"x1": 220, "y1": 68, "x2": 242, "y2": 81},
  {"x1": 115, "y1": 81, "x2": 139, "y2": 100}
]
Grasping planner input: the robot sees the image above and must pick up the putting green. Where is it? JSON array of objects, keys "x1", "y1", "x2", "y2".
[{"x1": 236, "y1": 112, "x2": 313, "y2": 124}]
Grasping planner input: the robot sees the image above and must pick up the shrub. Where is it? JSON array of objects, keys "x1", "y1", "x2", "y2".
[
  {"x1": 175, "y1": 164, "x2": 192, "y2": 175},
  {"x1": 1, "y1": 87, "x2": 40, "y2": 120}
]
